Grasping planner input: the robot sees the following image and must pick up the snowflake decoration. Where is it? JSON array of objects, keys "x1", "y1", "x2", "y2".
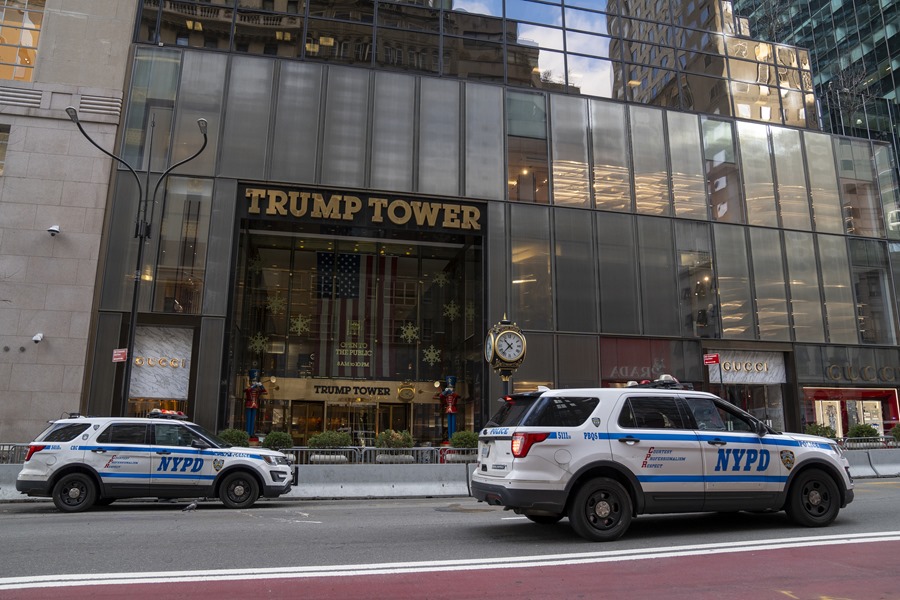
[
  {"x1": 433, "y1": 272, "x2": 450, "y2": 288},
  {"x1": 466, "y1": 302, "x2": 475, "y2": 322},
  {"x1": 247, "y1": 255, "x2": 263, "y2": 274},
  {"x1": 399, "y1": 321, "x2": 419, "y2": 343},
  {"x1": 422, "y1": 345, "x2": 441, "y2": 366},
  {"x1": 266, "y1": 291, "x2": 287, "y2": 314},
  {"x1": 290, "y1": 313, "x2": 311, "y2": 335},
  {"x1": 443, "y1": 300, "x2": 460, "y2": 321},
  {"x1": 248, "y1": 332, "x2": 268, "y2": 354}
]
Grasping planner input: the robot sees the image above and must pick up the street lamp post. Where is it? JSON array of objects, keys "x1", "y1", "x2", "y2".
[{"x1": 66, "y1": 107, "x2": 208, "y2": 416}]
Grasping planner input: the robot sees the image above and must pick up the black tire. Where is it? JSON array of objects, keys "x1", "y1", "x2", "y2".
[
  {"x1": 219, "y1": 471, "x2": 260, "y2": 509},
  {"x1": 94, "y1": 498, "x2": 116, "y2": 507},
  {"x1": 52, "y1": 473, "x2": 97, "y2": 513},
  {"x1": 569, "y1": 478, "x2": 632, "y2": 542},
  {"x1": 785, "y1": 468, "x2": 840, "y2": 527},
  {"x1": 525, "y1": 514, "x2": 564, "y2": 525}
]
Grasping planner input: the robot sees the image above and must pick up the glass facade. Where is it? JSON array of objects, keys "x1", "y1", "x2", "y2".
[{"x1": 82, "y1": 0, "x2": 900, "y2": 441}]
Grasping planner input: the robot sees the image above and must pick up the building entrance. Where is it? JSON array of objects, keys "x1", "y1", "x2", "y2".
[{"x1": 228, "y1": 223, "x2": 483, "y2": 446}]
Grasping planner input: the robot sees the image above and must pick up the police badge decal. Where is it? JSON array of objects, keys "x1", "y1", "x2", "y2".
[
  {"x1": 780, "y1": 450, "x2": 795, "y2": 470},
  {"x1": 213, "y1": 458, "x2": 225, "y2": 472}
]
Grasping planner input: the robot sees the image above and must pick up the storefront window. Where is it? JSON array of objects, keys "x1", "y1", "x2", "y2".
[{"x1": 803, "y1": 387, "x2": 900, "y2": 438}]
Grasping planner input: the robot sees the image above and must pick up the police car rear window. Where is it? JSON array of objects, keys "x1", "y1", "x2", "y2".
[
  {"x1": 522, "y1": 396, "x2": 600, "y2": 427},
  {"x1": 485, "y1": 393, "x2": 542, "y2": 427},
  {"x1": 39, "y1": 423, "x2": 91, "y2": 442}
]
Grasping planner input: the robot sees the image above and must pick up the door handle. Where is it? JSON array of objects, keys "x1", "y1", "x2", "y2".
[
  {"x1": 618, "y1": 436, "x2": 640, "y2": 445},
  {"x1": 707, "y1": 439, "x2": 727, "y2": 446},
  {"x1": 91, "y1": 448, "x2": 107, "y2": 453},
  {"x1": 156, "y1": 451, "x2": 172, "y2": 455}
]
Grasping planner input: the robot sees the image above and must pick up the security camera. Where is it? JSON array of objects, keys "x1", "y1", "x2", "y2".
[
  {"x1": 32, "y1": 333, "x2": 43, "y2": 344},
  {"x1": 47, "y1": 225, "x2": 60, "y2": 236}
]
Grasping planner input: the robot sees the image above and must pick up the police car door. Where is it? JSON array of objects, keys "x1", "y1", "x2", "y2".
[
  {"x1": 683, "y1": 395, "x2": 782, "y2": 510},
  {"x1": 611, "y1": 394, "x2": 704, "y2": 513},
  {"x1": 150, "y1": 423, "x2": 210, "y2": 494},
  {"x1": 83, "y1": 422, "x2": 151, "y2": 497}
]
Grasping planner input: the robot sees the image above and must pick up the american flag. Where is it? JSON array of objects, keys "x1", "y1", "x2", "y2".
[{"x1": 316, "y1": 253, "x2": 397, "y2": 379}]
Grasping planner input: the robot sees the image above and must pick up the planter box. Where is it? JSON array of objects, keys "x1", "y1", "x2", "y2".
[
  {"x1": 309, "y1": 454, "x2": 349, "y2": 464},
  {"x1": 375, "y1": 453, "x2": 415, "y2": 464},
  {"x1": 443, "y1": 451, "x2": 476, "y2": 463}
]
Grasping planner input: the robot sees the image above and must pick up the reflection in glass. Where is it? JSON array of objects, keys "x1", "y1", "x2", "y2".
[
  {"x1": 506, "y1": 0, "x2": 562, "y2": 25},
  {"x1": 630, "y1": 106, "x2": 670, "y2": 215},
  {"x1": 803, "y1": 132, "x2": 843, "y2": 233},
  {"x1": 443, "y1": 11, "x2": 503, "y2": 40},
  {"x1": 771, "y1": 127, "x2": 811, "y2": 230},
  {"x1": 555, "y1": 210, "x2": 598, "y2": 332},
  {"x1": 156, "y1": 2, "x2": 233, "y2": 50},
  {"x1": 511, "y1": 204, "x2": 552, "y2": 330},
  {"x1": 507, "y1": 46, "x2": 566, "y2": 91},
  {"x1": 308, "y1": 0, "x2": 373, "y2": 21},
  {"x1": 784, "y1": 232, "x2": 825, "y2": 342},
  {"x1": 465, "y1": 84, "x2": 504, "y2": 199},
  {"x1": 591, "y1": 100, "x2": 631, "y2": 212},
  {"x1": 676, "y1": 221, "x2": 718, "y2": 338},
  {"x1": 597, "y1": 212, "x2": 639, "y2": 333},
  {"x1": 681, "y1": 72, "x2": 731, "y2": 116},
  {"x1": 567, "y1": 55, "x2": 620, "y2": 98},
  {"x1": 781, "y1": 89, "x2": 805, "y2": 128},
  {"x1": 321, "y1": 67, "x2": 369, "y2": 187},
  {"x1": 304, "y1": 19, "x2": 373, "y2": 66},
  {"x1": 444, "y1": 37, "x2": 504, "y2": 83},
  {"x1": 667, "y1": 111, "x2": 707, "y2": 219},
  {"x1": 419, "y1": 78, "x2": 460, "y2": 197},
  {"x1": 451, "y1": 0, "x2": 502, "y2": 17},
  {"x1": 565, "y1": 7, "x2": 613, "y2": 35},
  {"x1": 550, "y1": 96, "x2": 590, "y2": 207},
  {"x1": 849, "y1": 238, "x2": 896, "y2": 345},
  {"x1": 737, "y1": 121, "x2": 776, "y2": 227},
  {"x1": 235, "y1": 10, "x2": 303, "y2": 56},
  {"x1": 507, "y1": 91, "x2": 549, "y2": 203},
  {"x1": 749, "y1": 228, "x2": 790, "y2": 341},
  {"x1": 377, "y1": 2, "x2": 440, "y2": 32},
  {"x1": 835, "y1": 138, "x2": 882, "y2": 237},
  {"x1": 372, "y1": 72, "x2": 415, "y2": 192},
  {"x1": 874, "y1": 144, "x2": 900, "y2": 241},
  {"x1": 714, "y1": 224, "x2": 754, "y2": 339},
  {"x1": 565, "y1": 30, "x2": 616, "y2": 59},
  {"x1": 702, "y1": 118, "x2": 743, "y2": 223},
  {"x1": 638, "y1": 217, "x2": 679, "y2": 335},
  {"x1": 817, "y1": 234, "x2": 858, "y2": 344},
  {"x1": 376, "y1": 29, "x2": 440, "y2": 74}
]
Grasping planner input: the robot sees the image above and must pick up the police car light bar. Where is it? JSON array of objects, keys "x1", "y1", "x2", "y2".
[
  {"x1": 147, "y1": 408, "x2": 188, "y2": 420},
  {"x1": 626, "y1": 374, "x2": 693, "y2": 390}
]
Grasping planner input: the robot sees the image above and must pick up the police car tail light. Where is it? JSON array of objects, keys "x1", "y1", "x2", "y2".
[
  {"x1": 511, "y1": 432, "x2": 550, "y2": 458},
  {"x1": 24, "y1": 445, "x2": 46, "y2": 462}
]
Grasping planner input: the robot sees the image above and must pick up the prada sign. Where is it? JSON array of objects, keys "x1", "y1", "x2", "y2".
[{"x1": 241, "y1": 185, "x2": 483, "y2": 232}]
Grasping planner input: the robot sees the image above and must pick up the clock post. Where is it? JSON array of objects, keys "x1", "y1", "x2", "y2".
[{"x1": 484, "y1": 314, "x2": 527, "y2": 396}]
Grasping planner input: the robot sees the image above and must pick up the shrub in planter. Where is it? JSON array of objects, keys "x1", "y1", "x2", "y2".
[
  {"x1": 846, "y1": 423, "x2": 879, "y2": 439},
  {"x1": 219, "y1": 428, "x2": 250, "y2": 447},
  {"x1": 804, "y1": 423, "x2": 837, "y2": 439},
  {"x1": 893, "y1": 426, "x2": 900, "y2": 443},
  {"x1": 374, "y1": 429, "x2": 414, "y2": 448},
  {"x1": 308, "y1": 430, "x2": 353, "y2": 448},
  {"x1": 450, "y1": 430, "x2": 479, "y2": 448},
  {"x1": 263, "y1": 431, "x2": 294, "y2": 451}
]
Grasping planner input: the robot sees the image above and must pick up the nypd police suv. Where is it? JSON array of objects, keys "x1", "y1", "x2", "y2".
[
  {"x1": 16, "y1": 410, "x2": 293, "y2": 512},
  {"x1": 470, "y1": 376, "x2": 854, "y2": 541}
]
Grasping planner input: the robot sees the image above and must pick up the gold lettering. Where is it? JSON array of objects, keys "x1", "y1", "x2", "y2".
[
  {"x1": 158, "y1": 358, "x2": 168, "y2": 367},
  {"x1": 289, "y1": 191, "x2": 309, "y2": 217},
  {"x1": 170, "y1": 358, "x2": 180, "y2": 368},
  {"x1": 369, "y1": 197, "x2": 388, "y2": 223},
  {"x1": 388, "y1": 199, "x2": 412, "y2": 225},
  {"x1": 410, "y1": 201, "x2": 441, "y2": 227},
  {"x1": 826, "y1": 364, "x2": 842, "y2": 380},
  {"x1": 461, "y1": 205, "x2": 481, "y2": 231},
  {"x1": 267, "y1": 190, "x2": 288, "y2": 216},
  {"x1": 246, "y1": 188, "x2": 266, "y2": 215},
  {"x1": 442, "y1": 204, "x2": 461, "y2": 229},
  {"x1": 135, "y1": 357, "x2": 144, "y2": 366},
  {"x1": 312, "y1": 194, "x2": 343, "y2": 219},
  {"x1": 861, "y1": 365, "x2": 876, "y2": 381},
  {"x1": 342, "y1": 196, "x2": 362, "y2": 220}
]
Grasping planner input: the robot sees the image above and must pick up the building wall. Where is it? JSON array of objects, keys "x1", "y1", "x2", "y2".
[{"x1": 0, "y1": 1, "x2": 136, "y2": 441}]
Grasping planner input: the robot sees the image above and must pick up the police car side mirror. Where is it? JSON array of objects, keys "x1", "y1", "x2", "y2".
[
  {"x1": 191, "y1": 439, "x2": 211, "y2": 449},
  {"x1": 755, "y1": 421, "x2": 768, "y2": 437}
]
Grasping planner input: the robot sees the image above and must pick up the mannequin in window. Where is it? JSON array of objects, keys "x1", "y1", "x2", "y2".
[{"x1": 244, "y1": 378, "x2": 267, "y2": 438}]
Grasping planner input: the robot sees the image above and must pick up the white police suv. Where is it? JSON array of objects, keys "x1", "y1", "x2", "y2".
[
  {"x1": 470, "y1": 377, "x2": 854, "y2": 541},
  {"x1": 16, "y1": 410, "x2": 293, "y2": 512}
]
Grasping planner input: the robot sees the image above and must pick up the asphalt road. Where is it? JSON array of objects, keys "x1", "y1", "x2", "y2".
[{"x1": 1, "y1": 478, "x2": 898, "y2": 598}]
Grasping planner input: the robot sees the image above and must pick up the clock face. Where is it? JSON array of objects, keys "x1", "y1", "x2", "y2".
[
  {"x1": 496, "y1": 330, "x2": 525, "y2": 362},
  {"x1": 484, "y1": 332, "x2": 494, "y2": 362}
]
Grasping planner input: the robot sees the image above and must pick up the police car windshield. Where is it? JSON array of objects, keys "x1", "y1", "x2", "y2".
[
  {"x1": 184, "y1": 423, "x2": 232, "y2": 448},
  {"x1": 485, "y1": 392, "x2": 543, "y2": 427}
]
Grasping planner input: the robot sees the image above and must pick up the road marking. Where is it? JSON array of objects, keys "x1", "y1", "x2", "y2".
[{"x1": 2, "y1": 531, "x2": 899, "y2": 591}]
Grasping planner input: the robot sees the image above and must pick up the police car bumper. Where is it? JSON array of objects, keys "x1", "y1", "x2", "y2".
[
  {"x1": 261, "y1": 471, "x2": 292, "y2": 498},
  {"x1": 471, "y1": 479, "x2": 568, "y2": 513},
  {"x1": 16, "y1": 477, "x2": 52, "y2": 497}
]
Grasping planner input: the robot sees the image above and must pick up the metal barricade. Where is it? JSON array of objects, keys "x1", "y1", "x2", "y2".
[
  {"x1": 279, "y1": 446, "x2": 477, "y2": 465},
  {"x1": 0, "y1": 444, "x2": 28, "y2": 464}
]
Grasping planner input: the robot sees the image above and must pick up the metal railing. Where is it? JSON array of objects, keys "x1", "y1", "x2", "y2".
[
  {"x1": 0, "y1": 444, "x2": 28, "y2": 464},
  {"x1": 838, "y1": 436, "x2": 900, "y2": 450},
  {"x1": 282, "y1": 446, "x2": 478, "y2": 465}
]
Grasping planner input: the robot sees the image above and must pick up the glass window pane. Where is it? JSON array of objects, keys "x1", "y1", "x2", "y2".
[
  {"x1": 122, "y1": 48, "x2": 181, "y2": 170},
  {"x1": 173, "y1": 51, "x2": 227, "y2": 177},
  {"x1": 565, "y1": 7, "x2": 614, "y2": 35},
  {"x1": 749, "y1": 228, "x2": 790, "y2": 341},
  {"x1": 371, "y1": 72, "x2": 414, "y2": 192},
  {"x1": 550, "y1": 95, "x2": 589, "y2": 207},
  {"x1": 785, "y1": 232, "x2": 825, "y2": 342},
  {"x1": 676, "y1": 220, "x2": 718, "y2": 338},
  {"x1": 466, "y1": 83, "x2": 504, "y2": 200},
  {"x1": 507, "y1": 91, "x2": 549, "y2": 203},
  {"x1": 630, "y1": 106, "x2": 670, "y2": 215},
  {"x1": 304, "y1": 19, "x2": 373, "y2": 66},
  {"x1": 638, "y1": 217, "x2": 679, "y2": 335},
  {"x1": 730, "y1": 79, "x2": 780, "y2": 123},
  {"x1": 235, "y1": 10, "x2": 302, "y2": 57},
  {"x1": 714, "y1": 224, "x2": 754, "y2": 339},
  {"x1": 375, "y1": 29, "x2": 439, "y2": 74},
  {"x1": 219, "y1": 56, "x2": 274, "y2": 179},
  {"x1": 737, "y1": 121, "x2": 776, "y2": 227},
  {"x1": 772, "y1": 126, "x2": 811, "y2": 230},
  {"x1": 703, "y1": 118, "x2": 744, "y2": 223},
  {"x1": 597, "y1": 212, "x2": 639, "y2": 333},
  {"x1": 681, "y1": 72, "x2": 732, "y2": 116},
  {"x1": 510, "y1": 333, "x2": 554, "y2": 392},
  {"x1": 591, "y1": 100, "x2": 631, "y2": 211},
  {"x1": 507, "y1": 23, "x2": 564, "y2": 50},
  {"x1": 567, "y1": 55, "x2": 621, "y2": 98},
  {"x1": 159, "y1": 2, "x2": 230, "y2": 50},
  {"x1": 874, "y1": 143, "x2": 900, "y2": 241},
  {"x1": 850, "y1": 239, "x2": 896, "y2": 345},
  {"x1": 555, "y1": 209, "x2": 597, "y2": 332},
  {"x1": 444, "y1": 12, "x2": 503, "y2": 40},
  {"x1": 451, "y1": 0, "x2": 502, "y2": 17},
  {"x1": 321, "y1": 66, "x2": 369, "y2": 187},
  {"x1": 667, "y1": 111, "x2": 707, "y2": 219},
  {"x1": 804, "y1": 131, "x2": 843, "y2": 233},
  {"x1": 419, "y1": 78, "x2": 460, "y2": 197},
  {"x1": 566, "y1": 30, "x2": 616, "y2": 59},
  {"x1": 835, "y1": 138, "x2": 882, "y2": 237},
  {"x1": 511, "y1": 204, "x2": 552, "y2": 330},
  {"x1": 781, "y1": 89, "x2": 806, "y2": 128},
  {"x1": 557, "y1": 335, "x2": 600, "y2": 389},
  {"x1": 818, "y1": 234, "x2": 858, "y2": 344},
  {"x1": 507, "y1": 47, "x2": 567, "y2": 92},
  {"x1": 444, "y1": 37, "x2": 504, "y2": 82},
  {"x1": 506, "y1": 0, "x2": 562, "y2": 24},
  {"x1": 270, "y1": 61, "x2": 322, "y2": 184},
  {"x1": 376, "y1": 2, "x2": 440, "y2": 32},
  {"x1": 625, "y1": 67, "x2": 680, "y2": 109}
]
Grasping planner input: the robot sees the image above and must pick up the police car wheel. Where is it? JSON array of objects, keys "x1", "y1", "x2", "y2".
[
  {"x1": 525, "y1": 514, "x2": 564, "y2": 525},
  {"x1": 219, "y1": 471, "x2": 259, "y2": 509},
  {"x1": 51, "y1": 473, "x2": 97, "y2": 513},
  {"x1": 785, "y1": 468, "x2": 840, "y2": 527},
  {"x1": 569, "y1": 478, "x2": 632, "y2": 542}
]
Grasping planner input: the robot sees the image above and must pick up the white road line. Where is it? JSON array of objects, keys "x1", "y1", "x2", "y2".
[{"x1": 2, "y1": 531, "x2": 899, "y2": 591}]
